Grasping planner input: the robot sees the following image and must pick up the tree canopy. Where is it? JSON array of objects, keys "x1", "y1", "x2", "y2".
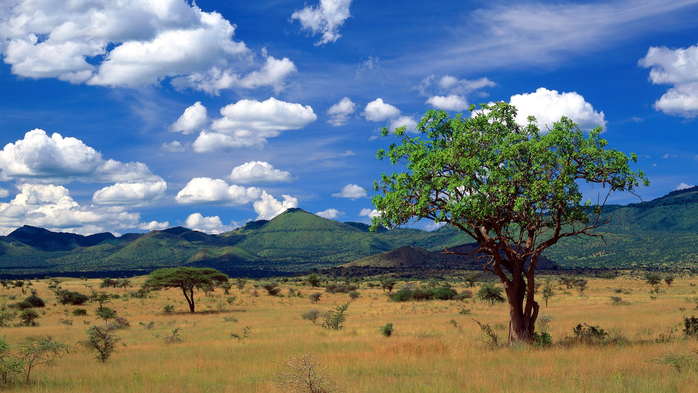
[
  {"x1": 371, "y1": 102, "x2": 648, "y2": 344},
  {"x1": 145, "y1": 267, "x2": 228, "y2": 313}
]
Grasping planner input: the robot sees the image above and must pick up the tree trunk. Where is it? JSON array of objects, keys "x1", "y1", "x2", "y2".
[
  {"x1": 183, "y1": 287, "x2": 195, "y2": 313},
  {"x1": 502, "y1": 264, "x2": 539, "y2": 345}
]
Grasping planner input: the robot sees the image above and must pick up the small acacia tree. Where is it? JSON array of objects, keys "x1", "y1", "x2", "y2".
[
  {"x1": 145, "y1": 267, "x2": 228, "y2": 313},
  {"x1": 371, "y1": 103, "x2": 647, "y2": 344}
]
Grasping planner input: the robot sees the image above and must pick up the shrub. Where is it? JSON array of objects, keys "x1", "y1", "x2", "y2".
[
  {"x1": 477, "y1": 283, "x2": 506, "y2": 306},
  {"x1": 16, "y1": 335, "x2": 69, "y2": 383},
  {"x1": 431, "y1": 287, "x2": 457, "y2": 300},
  {"x1": 95, "y1": 307, "x2": 117, "y2": 322},
  {"x1": 380, "y1": 323, "x2": 393, "y2": 337},
  {"x1": 301, "y1": 309, "x2": 321, "y2": 324},
  {"x1": 0, "y1": 312, "x2": 14, "y2": 327},
  {"x1": 411, "y1": 288, "x2": 432, "y2": 301},
  {"x1": 533, "y1": 331, "x2": 552, "y2": 346},
  {"x1": 455, "y1": 290, "x2": 473, "y2": 301},
  {"x1": 307, "y1": 274, "x2": 321, "y2": 287},
  {"x1": 473, "y1": 319, "x2": 499, "y2": 349},
  {"x1": 128, "y1": 289, "x2": 149, "y2": 299},
  {"x1": 391, "y1": 287, "x2": 414, "y2": 302},
  {"x1": 572, "y1": 323, "x2": 608, "y2": 344},
  {"x1": 610, "y1": 296, "x2": 630, "y2": 306},
  {"x1": 235, "y1": 278, "x2": 247, "y2": 290},
  {"x1": 325, "y1": 283, "x2": 355, "y2": 294},
  {"x1": 72, "y1": 308, "x2": 88, "y2": 316},
  {"x1": 18, "y1": 309, "x2": 40, "y2": 326},
  {"x1": 163, "y1": 328, "x2": 183, "y2": 345},
  {"x1": 261, "y1": 283, "x2": 281, "y2": 296},
  {"x1": 309, "y1": 293, "x2": 322, "y2": 304},
  {"x1": 23, "y1": 295, "x2": 45, "y2": 308},
  {"x1": 58, "y1": 291, "x2": 89, "y2": 306},
  {"x1": 108, "y1": 316, "x2": 130, "y2": 330},
  {"x1": 274, "y1": 353, "x2": 336, "y2": 393},
  {"x1": 12, "y1": 301, "x2": 33, "y2": 311},
  {"x1": 683, "y1": 315, "x2": 698, "y2": 338},
  {"x1": 645, "y1": 272, "x2": 662, "y2": 287},
  {"x1": 322, "y1": 303, "x2": 350, "y2": 330},
  {"x1": 653, "y1": 353, "x2": 697, "y2": 372},
  {"x1": 163, "y1": 305, "x2": 175, "y2": 314},
  {"x1": 348, "y1": 291, "x2": 360, "y2": 300},
  {"x1": 81, "y1": 325, "x2": 120, "y2": 362}
]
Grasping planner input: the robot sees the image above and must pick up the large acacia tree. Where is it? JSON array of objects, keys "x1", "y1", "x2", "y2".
[
  {"x1": 371, "y1": 102, "x2": 648, "y2": 344},
  {"x1": 145, "y1": 267, "x2": 228, "y2": 313}
]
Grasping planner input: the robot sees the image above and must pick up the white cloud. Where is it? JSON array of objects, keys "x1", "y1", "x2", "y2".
[
  {"x1": 291, "y1": 0, "x2": 352, "y2": 45},
  {"x1": 192, "y1": 131, "x2": 262, "y2": 153},
  {"x1": 170, "y1": 102, "x2": 207, "y2": 134},
  {"x1": 138, "y1": 221, "x2": 170, "y2": 231},
  {"x1": 175, "y1": 177, "x2": 262, "y2": 205},
  {"x1": 92, "y1": 179, "x2": 167, "y2": 206},
  {"x1": 362, "y1": 98, "x2": 400, "y2": 122},
  {"x1": 359, "y1": 208, "x2": 380, "y2": 219},
  {"x1": 676, "y1": 182, "x2": 695, "y2": 190},
  {"x1": 327, "y1": 97, "x2": 356, "y2": 126},
  {"x1": 208, "y1": 97, "x2": 317, "y2": 147},
  {"x1": 424, "y1": 221, "x2": 446, "y2": 231},
  {"x1": 437, "y1": 75, "x2": 497, "y2": 95},
  {"x1": 332, "y1": 184, "x2": 366, "y2": 199},
  {"x1": 0, "y1": 1, "x2": 295, "y2": 94},
  {"x1": 426, "y1": 95, "x2": 470, "y2": 111},
  {"x1": 388, "y1": 116, "x2": 418, "y2": 134},
  {"x1": 228, "y1": 161, "x2": 291, "y2": 184},
  {"x1": 639, "y1": 44, "x2": 698, "y2": 118},
  {"x1": 0, "y1": 129, "x2": 158, "y2": 183},
  {"x1": 161, "y1": 141, "x2": 186, "y2": 152},
  {"x1": 0, "y1": 183, "x2": 140, "y2": 235},
  {"x1": 662, "y1": 153, "x2": 678, "y2": 159},
  {"x1": 253, "y1": 191, "x2": 298, "y2": 220},
  {"x1": 184, "y1": 213, "x2": 234, "y2": 234},
  {"x1": 316, "y1": 208, "x2": 344, "y2": 219},
  {"x1": 509, "y1": 88, "x2": 606, "y2": 131},
  {"x1": 0, "y1": 188, "x2": 8, "y2": 198}
]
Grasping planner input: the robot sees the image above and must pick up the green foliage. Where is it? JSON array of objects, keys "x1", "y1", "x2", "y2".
[
  {"x1": 645, "y1": 273, "x2": 662, "y2": 287},
  {"x1": 390, "y1": 287, "x2": 414, "y2": 302},
  {"x1": 431, "y1": 287, "x2": 457, "y2": 300},
  {"x1": 230, "y1": 326, "x2": 251, "y2": 341},
  {"x1": 572, "y1": 323, "x2": 608, "y2": 345},
  {"x1": 301, "y1": 309, "x2": 321, "y2": 324},
  {"x1": 683, "y1": 315, "x2": 698, "y2": 338},
  {"x1": 473, "y1": 319, "x2": 499, "y2": 349},
  {"x1": 463, "y1": 272, "x2": 479, "y2": 288},
  {"x1": 17, "y1": 335, "x2": 69, "y2": 383},
  {"x1": 145, "y1": 267, "x2": 228, "y2": 313},
  {"x1": 653, "y1": 352, "x2": 698, "y2": 373},
  {"x1": 18, "y1": 310, "x2": 39, "y2": 326},
  {"x1": 309, "y1": 292, "x2": 322, "y2": 304},
  {"x1": 89, "y1": 290, "x2": 111, "y2": 309},
  {"x1": 72, "y1": 308, "x2": 87, "y2": 316},
  {"x1": 542, "y1": 285, "x2": 555, "y2": 307},
  {"x1": 58, "y1": 291, "x2": 89, "y2": 306},
  {"x1": 23, "y1": 295, "x2": 45, "y2": 308},
  {"x1": 12, "y1": 301, "x2": 33, "y2": 311},
  {"x1": 261, "y1": 282, "x2": 281, "y2": 296},
  {"x1": 95, "y1": 307, "x2": 116, "y2": 322},
  {"x1": 80, "y1": 325, "x2": 120, "y2": 362},
  {"x1": 348, "y1": 290, "x2": 360, "y2": 300},
  {"x1": 163, "y1": 305, "x2": 175, "y2": 314},
  {"x1": 379, "y1": 277, "x2": 397, "y2": 293},
  {"x1": 163, "y1": 328, "x2": 183, "y2": 345},
  {"x1": 477, "y1": 283, "x2": 506, "y2": 306},
  {"x1": 532, "y1": 331, "x2": 552, "y2": 346},
  {"x1": 234, "y1": 278, "x2": 247, "y2": 290},
  {"x1": 0, "y1": 312, "x2": 14, "y2": 328},
  {"x1": 307, "y1": 274, "x2": 321, "y2": 287},
  {"x1": 380, "y1": 323, "x2": 393, "y2": 337},
  {"x1": 322, "y1": 303, "x2": 350, "y2": 330}
]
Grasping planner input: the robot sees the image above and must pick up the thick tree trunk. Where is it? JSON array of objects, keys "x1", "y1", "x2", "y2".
[
  {"x1": 183, "y1": 287, "x2": 195, "y2": 313},
  {"x1": 502, "y1": 264, "x2": 539, "y2": 345}
]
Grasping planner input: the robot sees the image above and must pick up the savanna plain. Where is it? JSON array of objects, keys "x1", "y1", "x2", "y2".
[{"x1": 1, "y1": 273, "x2": 697, "y2": 392}]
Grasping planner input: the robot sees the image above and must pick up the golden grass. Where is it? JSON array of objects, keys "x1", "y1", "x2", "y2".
[{"x1": 1, "y1": 274, "x2": 697, "y2": 392}]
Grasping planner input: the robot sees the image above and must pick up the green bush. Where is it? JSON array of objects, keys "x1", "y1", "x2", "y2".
[
  {"x1": 322, "y1": 303, "x2": 349, "y2": 330},
  {"x1": 431, "y1": 287, "x2": 457, "y2": 300},
  {"x1": 59, "y1": 291, "x2": 88, "y2": 306},
  {"x1": 72, "y1": 308, "x2": 88, "y2": 316},
  {"x1": 301, "y1": 309, "x2": 321, "y2": 324},
  {"x1": 18, "y1": 309, "x2": 40, "y2": 326},
  {"x1": 683, "y1": 315, "x2": 698, "y2": 338},
  {"x1": 572, "y1": 323, "x2": 608, "y2": 344},
  {"x1": 12, "y1": 301, "x2": 33, "y2": 311},
  {"x1": 391, "y1": 288, "x2": 414, "y2": 302},
  {"x1": 23, "y1": 295, "x2": 45, "y2": 308},
  {"x1": 411, "y1": 288, "x2": 432, "y2": 301},
  {"x1": 380, "y1": 323, "x2": 393, "y2": 337}
]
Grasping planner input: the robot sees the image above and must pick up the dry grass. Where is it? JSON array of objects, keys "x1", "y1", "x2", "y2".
[{"x1": 0, "y1": 274, "x2": 696, "y2": 392}]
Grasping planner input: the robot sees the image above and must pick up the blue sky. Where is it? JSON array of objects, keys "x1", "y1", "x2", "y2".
[{"x1": 0, "y1": 0, "x2": 698, "y2": 235}]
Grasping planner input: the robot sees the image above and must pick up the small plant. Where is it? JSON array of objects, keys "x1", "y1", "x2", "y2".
[
  {"x1": 163, "y1": 304, "x2": 175, "y2": 314},
  {"x1": 18, "y1": 309, "x2": 39, "y2": 327},
  {"x1": 301, "y1": 309, "x2": 321, "y2": 324},
  {"x1": 72, "y1": 308, "x2": 88, "y2": 316},
  {"x1": 163, "y1": 328, "x2": 183, "y2": 345},
  {"x1": 274, "y1": 353, "x2": 336, "y2": 393},
  {"x1": 23, "y1": 295, "x2": 45, "y2": 308},
  {"x1": 656, "y1": 325, "x2": 679, "y2": 343},
  {"x1": 348, "y1": 291, "x2": 360, "y2": 300},
  {"x1": 95, "y1": 307, "x2": 117, "y2": 323},
  {"x1": 653, "y1": 352, "x2": 698, "y2": 372},
  {"x1": 379, "y1": 323, "x2": 393, "y2": 337},
  {"x1": 261, "y1": 283, "x2": 281, "y2": 296},
  {"x1": 454, "y1": 291, "x2": 473, "y2": 301},
  {"x1": 532, "y1": 331, "x2": 552, "y2": 346},
  {"x1": 59, "y1": 319, "x2": 73, "y2": 326},
  {"x1": 473, "y1": 319, "x2": 499, "y2": 349},
  {"x1": 322, "y1": 303, "x2": 350, "y2": 330},
  {"x1": 231, "y1": 326, "x2": 251, "y2": 341},
  {"x1": 537, "y1": 314, "x2": 555, "y2": 333},
  {"x1": 459, "y1": 308, "x2": 471, "y2": 315},
  {"x1": 226, "y1": 296, "x2": 237, "y2": 305},
  {"x1": 80, "y1": 325, "x2": 120, "y2": 362},
  {"x1": 609, "y1": 296, "x2": 630, "y2": 306},
  {"x1": 449, "y1": 319, "x2": 463, "y2": 333},
  {"x1": 572, "y1": 323, "x2": 608, "y2": 344},
  {"x1": 309, "y1": 293, "x2": 322, "y2": 304},
  {"x1": 665, "y1": 276, "x2": 675, "y2": 287},
  {"x1": 223, "y1": 316, "x2": 238, "y2": 323},
  {"x1": 542, "y1": 285, "x2": 555, "y2": 307},
  {"x1": 235, "y1": 278, "x2": 247, "y2": 290},
  {"x1": 17, "y1": 335, "x2": 69, "y2": 383},
  {"x1": 683, "y1": 315, "x2": 698, "y2": 338}
]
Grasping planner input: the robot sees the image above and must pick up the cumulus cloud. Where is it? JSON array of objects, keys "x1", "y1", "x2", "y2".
[
  {"x1": 161, "y1": 141, "x2": 186, "y2": 152},
  {"x1": 420, "y1": 75, "x2": 496, "y2": 112},
  {"x1": 291, "y1": 0, "x2": 352, "y2": 45},
  {"x1": 0, "y1": 129, "x2": 158, "y2": 183},
  {"x1": 316, "y1": 208, "x2": 344, "y2": 219},
  {"x1": 92, "y1": 179, "x2": 167, "y2": 206},
  {"x1": 175, "y1": 177, "x2": 261, "y2": 205},
  {"x1": 170, "y1": 102, "x2": 207, "y2": 134},
  {"x1": 362, "y1": 98, "x2": 401, "y2": 122},
  {"x1": 0, "y1": 188, "x2": 8, "y2": 198},
  {"x1": 676, "y1": 182, "x2": 695, "y2": 190},
  {"x1": 0, "y1": 183, "x2": 140, "y2": 235},
  {"x1": 425, "y1": 95, "x2": 470, "y2": 111},
  {"x1": 184, "y1": 213, "x2": 235, "y2": 234},
  {"x1": 332, "y1": 184, "x2": 366, "y2": 199},
  {"x1": 388, "y1": 116, "x2": 418, "y2": 134},
  {"x1": 138, "y1": 221, "x2": 170, "y2": 231},
  {"x1": 508, "y1": 88, "x2": 606, "y2": 131},
  {"x1": 0, "y1": 0, "x2": 295, "y2": 94},
  {"x1": 192, "y1": 131, "x2": 261, "y2": 153},
  {"x1": 424, "y1": 221, "x2": 446, "y2": 231},
  {"x1": 228, "y1": 161, "x2": 291, "y2": 184},
  {"x1": 253, "y1": 191, "x2": 298, "y2": 220},
  {"x1": 639, "y1": 44, "x2": 698, "y2": 118},
  {"x1": 359, "y1": 208, "x2": 380, "y2": 219},
  {"x1": 327, "y1": 97, "x2": 356, "y2": 126}
]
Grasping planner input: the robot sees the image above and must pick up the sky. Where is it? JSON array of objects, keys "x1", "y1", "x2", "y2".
[{"x1": 0, "y1": 0, "x2": 698, "y2": 236}]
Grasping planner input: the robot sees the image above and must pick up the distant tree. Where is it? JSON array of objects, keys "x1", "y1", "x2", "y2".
[
  {"x1": 477, "y1": 283, "x2": 506, "y2": 306},
  {"x1": 145, "y1": 267, "x2": 229, "y2": 313},
  {"x1": 645, "y1": 272, "x2": 662, "y2": 287},
  {"x1": 261, "y1": 283, "x2": 281, "y2": 296},
  {"x1": 100, "y1": 278, "x2": 117, "y2": 288},
  {"x1": 380, "y1": 277, "x2": 397, "y2": 293},
  {"x1": 235, "y1": 278, "x2": 247, "y2": 290},
  {"x1": 542, "y1": 284, "x2": 555, "y2": 308},
  {"x1": 307, "y1": 274, "x2": 321, "y2": 288},
  {"x1": 18, "y1": 310, "x2": 40, "y2": 327},
  {"x1": 574, "y1": 279, "x2": 588, "y2": 296},
  {"x1": 80, "y1": 325, "x2": 120, "y2": 363},
  {"x1": 463, "y1": 272, "x2": 479, "y2": 288},
  {"x1": 89, "y1": 290, "x2": 111, "y2": 309},
  {"x1": 370, "y1": 103, "x2": 647, "y2": 343},
  {"x1": 665, "y1": 276, "x2": 675, "y2": 287},
  {"x1": 220, "y1": 282, "x2": 233, "y2": 295},
  {"x1": 116, "y1": 278, "x2": 132, "y2": 290}
]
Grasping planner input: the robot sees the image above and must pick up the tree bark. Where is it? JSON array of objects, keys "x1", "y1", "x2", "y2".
[
  {"x1": 183, "y1": 287, "x2": 195, "y2": 313},
  {"x1": 502, "y1": 260, "x2": 539, "y2": 345}
]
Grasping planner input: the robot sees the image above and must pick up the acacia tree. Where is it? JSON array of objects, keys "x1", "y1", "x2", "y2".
[
  {"x1": 371, "y1": 102, "x2": 647, "y2": 344},
  {"x1": 145, "y1": 267, "x2": 228, "y2": 313}
]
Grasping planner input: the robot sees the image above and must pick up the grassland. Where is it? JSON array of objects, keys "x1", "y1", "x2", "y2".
[{"x1": 1, "y1": 273, "x2": 698, "y2": 392}]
